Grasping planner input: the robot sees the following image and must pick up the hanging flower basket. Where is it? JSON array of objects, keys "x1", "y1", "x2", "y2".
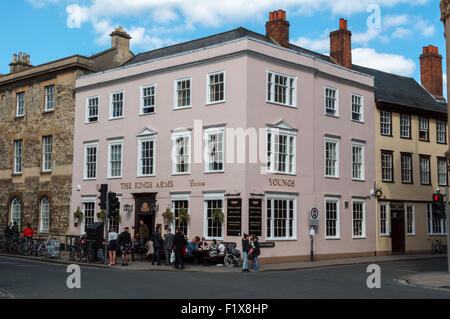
[
  {"x1": 162, "y1": 207, "x2": 174, "y2": 223},
  {"x1": 73, "y1": 207, "x2": 83, "y2": 221},
  {"x1": 178, "y1": 207, "x2": 190, "y2": 223},
  {"x1": 213, "y1": 208, "x2": 224, "y2": 223},
  {"x1": 97, "y1": 209, "x2": 106, "y2": 221}
]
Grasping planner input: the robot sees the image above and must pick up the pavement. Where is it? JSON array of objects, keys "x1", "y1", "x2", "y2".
[{"x1": 400, "y1": 271, "x2": 450, "y2": 291}]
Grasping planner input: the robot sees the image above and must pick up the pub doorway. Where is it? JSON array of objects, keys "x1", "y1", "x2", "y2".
[
  {"x1": 391, "y1": 209, "x2": 405, "y2": 254},
  {"x1": 133, "y1": 193, "x2": 157, "y2": 236}
]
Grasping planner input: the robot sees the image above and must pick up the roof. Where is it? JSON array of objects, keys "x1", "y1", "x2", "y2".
[
  {"x1": 352, "y1": 64, "x2": 447, "y2": 115},
  {"x1": 124, "y1": 27, "x2": 334, "y2": 66}
]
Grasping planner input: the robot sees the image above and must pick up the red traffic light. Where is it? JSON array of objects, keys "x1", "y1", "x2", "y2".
[{"x1": 434, "y1": 195, "x2": 439, "y2": 201}]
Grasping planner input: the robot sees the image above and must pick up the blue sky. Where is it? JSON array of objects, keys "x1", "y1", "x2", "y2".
[{"x1": 0, "y1": 0, "x2": 446, "y2": 92}]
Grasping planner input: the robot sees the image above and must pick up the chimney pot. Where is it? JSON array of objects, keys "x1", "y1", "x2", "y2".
[
  {"x1": 266, "y1": 10, "x2": 290, "y2": 48},
  {"x1": 330, "y1": 18, "x2": 352, "y2": 68},
  {"x1": 420, "y1": 44, "x2": 443, "y2": 98},
  {"x1": 13, "y1": 54, "x2": 17, "y2": 63}
]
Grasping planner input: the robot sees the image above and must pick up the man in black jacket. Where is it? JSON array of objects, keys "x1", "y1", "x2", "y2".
[
  {"x1": 173, "y1": 228, "x2": 187, "y2": 269},
  {"x1": 151, "y1": 225, "x2": 163, "y2": 265},
  {"x1": 4, "y1": 222, "x2": 13, "y2": 239},
  {"x1": 241, "y1": 234, "x2": 250, "y2": 272}
]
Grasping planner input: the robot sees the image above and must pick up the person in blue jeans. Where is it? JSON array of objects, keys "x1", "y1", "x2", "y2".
[
  {"x1": 241, "y1": 234, "x2": 250, "y2": 272},
  {"x1": 250, "y1": 234, "x2": 260, "y2": 271}
]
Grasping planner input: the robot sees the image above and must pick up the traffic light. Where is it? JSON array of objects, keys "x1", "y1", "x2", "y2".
[
  {"x1": 108, "y1": 192, "x2": 120, "y2": 218},
  {"x1": 98, "y1": 184, "x2": 108, "y2": 210},
  {"x1": 432, "y1": 193, "x2": 446, "y2": 219}
]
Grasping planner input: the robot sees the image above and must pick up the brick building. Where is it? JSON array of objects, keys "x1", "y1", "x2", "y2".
[{"x1": 0, "y1": 27, "x2": 134, "y2": 239}]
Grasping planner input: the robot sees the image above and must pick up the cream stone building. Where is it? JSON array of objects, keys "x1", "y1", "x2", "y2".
[
  {"x1": 0, "y1": 27, "x2": 134, "y2": 240},
  {"x1": 354, "y1": 46, "x2": 448, "y2": 255}
]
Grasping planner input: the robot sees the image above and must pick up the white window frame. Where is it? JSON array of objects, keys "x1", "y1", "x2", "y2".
[
  {"x1": 11, "y1": 197, "x2": 22, "y2": 231},
  {"x1": 352, "y1": 199, "x2": 366, "y2": 239},
  {"x1": 351, "y1": 94, "x2": 364, "y2": 122},
  {"x1": 380, "y1": 111, "x2": 391, "y2": 136},
  {"x1": 172, "y1": 131, "x2": 191, "y2": 175},
  {"x1": 351, "y1": 142, "x2": 365, "y2": 181},
  {"x1": 265, "y1": 193, "x2": 297, "y2": 241},
  {"x1": 86, "y1": 96, "x2": 99, "y2": 123},
  {"x1": 205, "y1": 127, "x2": 225, "y2": 173},
  {"x1": 401, "y1": 153, "x2": 412, "y2": 184},
  {"x1": 140, "y1": 84, "x2": 156, "y2": 115},
  {"x1": 42, "y1": 135, "x2": 52, "y2": 172},
  {"x1": 419, "y1": 117, "x2": 429, "y2": 141},
  {"x1": 137, "y1": 136, "x2": 156, "y2": 177},
  {"x1": 110, "y1": 91, "x2": 124, "y2": 120},
  {"x1": 324, "y1": 86, "x2": 339, "y2": 117},
  {"x1": 427, "y1": 203, "x2": 448, "y2": 235},
  {"x1": 81, "y1": 196, "x2": 96, "y2": 235},
  {"x1": 406, "y1": 204, "x2": 415, "y2": 236},
  {"x1": 16, "y1": 91, "x2": 25, "y2": 117},
  {"x1": 40, "y1": 197, "x2": 50, "y2": 233},
  {"x1": 171, "y1": 193, "x2": 190, "y2": 238},
  {"x1": 108, "y1": 139, "x2": 123, "y2": 179},
  {"x1": 83, "y1": 142, "x2": 98, "y2": 180},
  {"x1": 206, "y1": 71, "x2": 225, "y2": 105},
  {"x1": 44, "y1": 85, "x2": 55, "y2": 112},
  {"x1": 420, "y1": 156, "x2": 431, "y2": 185},
  {"x1": 379, "y1": 203, "x2": 390, "y2": 236},
  {"x1": 324, "y1": 137, "x2": 339, "y2": 178},
  {"x1": 174, "y1": 77, "x2": 192, "y2": 109},
  {"x1": 203, "y1": 192, "x2": 225, "y2": 240},
  {"x1": 437, "y1": 120, "x2": 446, "y2": 143},
  {"x1": 400, "y1": 114, "x2": 411, "y2": 138},
  {"x1": 438, "y1": 157, "x2": 448, "y2": 186},
  {"x1": 325, "y1": 197, "x2": 340, "y2": 239},
  {"x1": 266, "y1": 70, "x2": 297, "y2": 108},
  {"x1": 266, "y1": 128, "x2": 296, "y2": 175},
  {"x1": 14, "y1": 140, "x2": 23, "y2": 174},
  {"x1": 381, "y1": 151, "x2": 393, "y2": 182}
]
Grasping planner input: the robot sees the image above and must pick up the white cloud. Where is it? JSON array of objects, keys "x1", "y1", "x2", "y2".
[
  {"x1": 353, "y1": 48, "x2": 415, "y2": 76},
  {"x1": 383, "y1": 14, "x2": 409, "y2": 28},
  {"x1": 352, "y1": 28, "x2": 383, "y2": 46},
  {"x1": 392, "y1": 27, "x2": 412, "y2": 39},
  {"x1": 293, "y1": 37, "x2": 329, "y2": 52},
  {"x1": 26, "y1": 0, "x2": 60, "y2": 8},
  {"x1": 415, "y1": 20, "x2": 436, "y2": 37}
]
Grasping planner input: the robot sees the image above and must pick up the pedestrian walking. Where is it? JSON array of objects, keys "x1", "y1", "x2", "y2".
[
  {"x1": 138, "y1": 220, "x2": 149, "y2": 245},
  {"x1": 249, "y1": 234, "x2": 260, "y2": 271},
  {"x1": 4, "y1": 222, "x2": 13, "y2": 239},
  {"x1": 108, "y1": 226, "x2": 118, "y2": 266},
  {"x1": 151, "y1": 225, "x2": 163, "y2": 265},
  {"x1": 22, "y1": 223, "x2": 34, "y2": 239},
  {"x1": 12, "y1": 222, "x2": 19, "y2": 236},
  {"x1": 163, "y1": 227, "x2": 175, "y2": 266},
  {"x1": 173, "y1": 228, "x2": 187, "y2": 269},
  {"x1": 119, "y1": 227, "x2": 132, "y2": 266},
  {"x1": 241, "y1": 234, "x2": 250, "y2": 272}
]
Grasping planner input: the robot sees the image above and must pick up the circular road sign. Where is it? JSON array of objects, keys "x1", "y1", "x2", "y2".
[{"x1": 310, "y1": 207, "x2": 319, "y2": 220}]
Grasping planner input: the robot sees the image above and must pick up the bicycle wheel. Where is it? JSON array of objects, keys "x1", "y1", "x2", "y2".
[
  {"x1": 224, "y1": 254, "x2": 235, "y2": 267},
  {"x1": 87, "y1": 248, "x2": 95, "y2": 263}
]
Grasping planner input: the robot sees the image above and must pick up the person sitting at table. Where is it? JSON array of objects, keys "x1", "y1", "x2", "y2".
[
  {"x1": 186, "y1": 237, "x2": 200, "y2": 263},
  {"x1": 198, "y1": 237, "x2": 209, "y2": 250}
]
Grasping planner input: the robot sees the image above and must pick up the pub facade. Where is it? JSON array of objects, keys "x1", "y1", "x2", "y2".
[{"x1": 70, "y1": 12, "x2": 377, "y2": 263}]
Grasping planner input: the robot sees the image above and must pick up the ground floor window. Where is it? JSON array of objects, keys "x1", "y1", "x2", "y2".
[
  {"x1": 40, "y1": 197, "x2": 50, "y2": 233},
  {"x1": 379, "y1": 203, "x2": 389, "y2": 236},
  {"x1": 11, "y1": 197, "x2": 22, "y2": 231},
  {"x1": 325, "y1": 197, "x2": 340, "y2": 239},
  {"x1": 82, "y1": 200, "x2": 95, "y2": 234},
  {"x1": 406, "y1": 205, "x2": 415, "y2": 235},
  {"x1": 266, "y1": 194, "x2": 296, "y2": 240},
  {"x1": 352, "y1": 199, "x2": 366, "y2": 238},
  {"x1": 204, "y1": 197, "x2": 223, "y2": 239},
  {"x1": 172, "y1": 199, "x2": 189, "y2": 237},
  {"x1": 427, "y1": 204, "x2": 447, "y2": 235}
]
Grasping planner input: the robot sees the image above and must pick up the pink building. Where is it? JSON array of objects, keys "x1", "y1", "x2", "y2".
[{"x1": 70, "y1": 11, "x2": 376, "y2": 263}]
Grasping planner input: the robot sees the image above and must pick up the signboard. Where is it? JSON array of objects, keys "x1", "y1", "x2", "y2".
[
  {"x1": 137, "y1": 200, "x2": 157, "y2": 215},
  {"x1": 309, "y1": 207, "x2": 320, "y2": 226},
  {"x1": 248, "y1": 198, "x2": 262, "y2": 236},
  {"x1": 227, "y1": 198, "x2": 242, "y2": 237},
  {"x1": 259, "y1": 242, "x2": 275, "y2": 248}
]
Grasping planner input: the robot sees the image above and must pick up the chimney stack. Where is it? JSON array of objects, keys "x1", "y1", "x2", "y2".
[
  {"x1": 9, "y1": 52, "x2": 33, "y2": 73},
  {"x1": 330, "y1": 18, "x2": 352, "y2": 69},
  {"x1": 109, "y1": 26, "x2": 132, "y2": 51},
  {"x1": 420, "y1": 45, "x2": 443, "y2": 99},
  {"x1": 265, "y1": 9, "x2": 290, "y2": 48}
]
